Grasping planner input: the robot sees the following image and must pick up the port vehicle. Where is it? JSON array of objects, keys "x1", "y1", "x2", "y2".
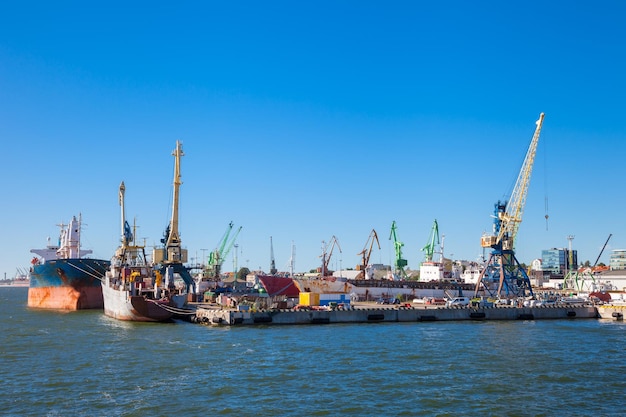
[
  {"x1": 425, "y1": 297, "x2": 447, "y2": 306},
  {"x1": 446, "y1": 296, "x2": 471, "y2": 307},
  {"x1": 377, "y1": 297, "x2": 400, "y2": 305}
]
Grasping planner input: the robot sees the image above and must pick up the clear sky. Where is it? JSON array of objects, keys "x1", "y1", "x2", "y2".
[{"x1": 1, "y1": 1, "x2": 625, "y2": 278}]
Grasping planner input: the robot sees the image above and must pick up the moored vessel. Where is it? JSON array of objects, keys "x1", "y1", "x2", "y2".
[
  {"x1": 102, "y1": 182, "x2": 186, "y2": 322},
  {"x1": 28, "y1": 215, "x2": 109, "y2": 310},
  {"x1": 596, "y1": 295, "x2": 626, "y2": 320}
]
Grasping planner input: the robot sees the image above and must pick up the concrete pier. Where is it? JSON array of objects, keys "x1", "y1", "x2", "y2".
[{"x1": 193, "y1": 304, "x2": 598, "y2": 326}]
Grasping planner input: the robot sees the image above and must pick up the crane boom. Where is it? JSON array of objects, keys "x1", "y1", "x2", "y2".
[
  {"x1": 222, "y1": 226, "x2": 242, "y2": 262},
  {"x1": 216, "y1": 222, "x2": 235, "y2": 259},
  {"x1": 153, "y1": 141, "x2": 194, "y2": 290},
  {"x1": 166, "y1": 140, "x2": 183, "y2": 250},
  {"x1": 320, "y1": 236, "x2": 341, "y2": 277},
  {"x1": 356, "y1": 229, "x2": 381, "y2": 278},
  {"x1": 208, "y1": 222, "x2": 241, "y2": 278},
  {"x1": 421, "y1": 219, "x2": 440, "y2": 262},
  {"x1": 476, "y1": 113, "x2": 545, "y2": 299},
  {"x1": 593, "y1": 234, "x2": 612, "y2": 267},
  {"x1": 389, "y1": 221, "x2": 407, "y2": 278},
  {"x1": 496, "y1": 113, "x2": 545, "y2": 250}
]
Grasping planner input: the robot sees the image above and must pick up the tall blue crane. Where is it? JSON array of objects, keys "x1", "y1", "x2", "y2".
[{"x1": 475, "y1": 113, "x2": 545, "y2": 299}]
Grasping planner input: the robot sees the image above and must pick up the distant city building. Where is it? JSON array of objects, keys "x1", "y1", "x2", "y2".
[
  {"x1": 541, "y1": 248, "x2": 577, "y2": 275},
  {"x1": 610, "y1": 249, "x2": 626, "y2": 271},
  {"x1": 529, "y1": 258, "x2": 546, "y2": 287}
]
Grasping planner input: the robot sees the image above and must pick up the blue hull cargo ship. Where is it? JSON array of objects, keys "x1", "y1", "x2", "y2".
[{"x1": 28, "y1": 215, "x2": 110, "y2": 310}]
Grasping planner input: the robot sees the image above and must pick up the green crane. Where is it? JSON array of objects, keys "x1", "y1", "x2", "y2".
[
  {"x1": 389, "y1": 221, "x2": 407, "y2": 278},
  {"x1": 421, "y1": 219, "x2": 440, "y2": 262},
  {"x1": 207, "y1": 222, "x2": 242, "y2": 280}
]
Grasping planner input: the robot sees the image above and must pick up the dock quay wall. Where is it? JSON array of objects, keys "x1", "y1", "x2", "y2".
[{"x1": 193, "y1": 305, "x2": 598, "y2": 326}]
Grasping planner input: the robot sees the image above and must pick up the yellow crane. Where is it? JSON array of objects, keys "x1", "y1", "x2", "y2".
[
  {"x1": 165, "y1": 140, "x2": 184, "y2": 263},
  {"x1": 475, "y1": 113, "x2": 545, "y2": 299},
  {"x1": 153, "y1": 140, "x2": 194, "y2": 290}
]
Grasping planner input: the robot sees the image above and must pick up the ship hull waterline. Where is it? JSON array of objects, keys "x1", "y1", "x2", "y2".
[
  {"x1": 28, "y1": 258, "x2": 110, "y2": 310},
  {"x1": 102, "y1": 282, "x2": 173, "y2": 322}
]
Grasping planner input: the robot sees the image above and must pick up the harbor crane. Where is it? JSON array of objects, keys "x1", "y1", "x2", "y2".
[
  {"x1": 320, "y1": 236, "x2": 341, "y2": 277},
  {"x1": 154, "y1": 141, "x2": 194, "y2": 291},
  {"x1": 355, "y1": 229, "x2": 381, "y2": 279},
  {"x1": 563, "y1": 233, "x2": 612, "y2": 291},
  {"x1": 421, "y1": 219, "x2": 440, "y2": 263},
  {"x1": 475, "y1": 113, "x2": 545, "y2": 299},
  {"x1": 389, "y1": 221, "x2": 407, "y2": 279},
  {"x1": 207, "y1": 221, "x2": 242, "y2": 280}
]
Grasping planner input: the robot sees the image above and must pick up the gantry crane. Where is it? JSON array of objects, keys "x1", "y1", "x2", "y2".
[
  {"x1": 355, "y1": 229, "x2": 381, "y2": 279},
  {"x1": 207, "y1": 221, "x2": 242, "y2": 280},
  {"x1": 389, "y1": 221, "x2": 407, "y2": 279},
  {"x1": 319, "y1": 236, "x2": 341, "y2": 277},
  {"x1": 153, "y1": 141, "x2": 194, "y2": 291},
  {"x1": 475, "y1": 113, "x2": 545, "y2": 299}
]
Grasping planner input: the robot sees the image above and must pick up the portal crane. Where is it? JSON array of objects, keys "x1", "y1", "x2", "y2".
[
  {"x1": 389, "y1": 221, "x2": 407, "y2": 278},
  {"x1": 154, "y1": 141, "x2": 194, "y2": 290},
  {"x1": 356, "y1": 229, "x2": 381, "y2": 279},
  {"x1": 320, "y1": 236, "x2": 341, "y2": 277},
  {"x1": 475, "y1": 113, "x2": 545, "y2": 299},
  {"x1": 421, "y1": 219, "x2": 440, "y2": 263},
  {"x1": 207, "y1": 222, "x2": 242, "y2": 279}
]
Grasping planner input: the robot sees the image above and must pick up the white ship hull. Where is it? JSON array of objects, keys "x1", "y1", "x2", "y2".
[
  {"x1": 102, "y1": 276, "x2": 185, "y2": 322},
  {"x1": 597, "y1": 304, "x2": 626, "y2": 320}
]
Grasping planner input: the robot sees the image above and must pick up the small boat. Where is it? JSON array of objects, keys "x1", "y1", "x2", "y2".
[
  {"x1": 102, "y1": 182, "x2": 186, "y2": 322},
  {"x1": 28, "y1": 215, "x2": 110, "y2": 310}
]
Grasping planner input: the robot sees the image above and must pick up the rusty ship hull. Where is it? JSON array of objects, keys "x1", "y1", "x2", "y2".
[{"x1": 28, "y1": 258, "x2": 110, "y2": 310}]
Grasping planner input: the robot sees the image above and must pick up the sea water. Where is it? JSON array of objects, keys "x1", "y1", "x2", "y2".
[{"x1": 1, "y1": 286, "x2": 625, "y2": 417}]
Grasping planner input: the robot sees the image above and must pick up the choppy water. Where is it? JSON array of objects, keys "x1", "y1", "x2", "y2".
[{"x1": 1, "y1": 286, "x2": 625, "y2": 416}]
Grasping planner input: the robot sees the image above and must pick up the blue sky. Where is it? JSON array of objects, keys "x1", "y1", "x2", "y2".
[{"x1": 1, "y1": 1, "x2": 625, "y2": 278}]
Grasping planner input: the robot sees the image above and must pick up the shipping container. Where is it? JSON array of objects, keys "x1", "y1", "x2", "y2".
[{"x1": 299, "y1": 292, "x2": 320, "y2": 306}]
